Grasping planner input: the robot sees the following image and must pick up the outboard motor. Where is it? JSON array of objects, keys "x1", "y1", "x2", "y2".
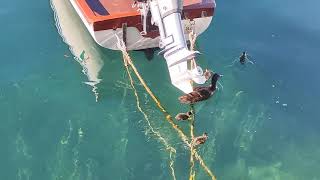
[
  {"x1": 149, "y1": 0, "x2": 197, "y2": 65},
  {"x1": 138, "y1": 0, "x2": 207, "y2": 93}
]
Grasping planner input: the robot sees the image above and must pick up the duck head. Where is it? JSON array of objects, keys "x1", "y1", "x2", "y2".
[{"x1": 210, "y1": 73, "x2": 221, "y2": 89}]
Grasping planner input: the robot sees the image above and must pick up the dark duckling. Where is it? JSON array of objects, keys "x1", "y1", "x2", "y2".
[
  {"x1": 175, "y1": 111, "x2": 193, "y2": 121},
  {"x1": 179, "y1": 73, "x2": 221, "y2": 104},
  {"x1": 239, "y1": 51, "x2": 247, "y2": 64}
]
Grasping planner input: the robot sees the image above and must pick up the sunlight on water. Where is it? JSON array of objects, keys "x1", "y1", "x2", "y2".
[
  {"x1": 15, "y1": 132, "x2": 32, "y2": 180},
  {"x1": 1, "y1": 0, "x2": 320, "y2": 179},
  {"x1": 234, "y1": 105, "x2": 266, "y2": 154},
  {"x1": 15, "y1": 132, "x2": 32, "y2": 160}
]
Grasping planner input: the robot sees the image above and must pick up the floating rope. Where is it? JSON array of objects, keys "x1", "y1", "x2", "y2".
[
  {"x1": 188, "y1": 30, "x2": 197, "y2": 180},
  {"x1": 189, "y1": 105, "x2": 196, "y2": 180},
  {"x1": 122, "y1": 55, "x2": 177, "y2": 180},
  {"x1": 189, "y1": 30, "x2": 198, "y2": 70},
  {"x1": 116, "y1": 35, "x2": 216, "y2": 180},
  {"x1": 188, "y1": 30, "x2": 217, "y2": 180}
]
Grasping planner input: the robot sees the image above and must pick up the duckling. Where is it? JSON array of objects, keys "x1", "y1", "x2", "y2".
[
  {"x1": 239, "y1": 51, "x2": 255, "y2": 65},
  {"x1": 175, "y1": 111, "x2": 193, "y2": 121},
  {"x1": 192, "y1": 132, "x2": 208, "y2": 147},
  {"x1": 239, "y1": 51, "x2": 247, "y2": 64},
  {"x1": 179, "y1": 73, "x2": 221, "y2": 104}
]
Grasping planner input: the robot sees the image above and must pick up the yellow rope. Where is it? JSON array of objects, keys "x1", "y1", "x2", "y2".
[
  {"x1": 117, "y1": 35, "x2": 216, "y2": 180},
  {"x1": 122, "y1": 56, "x2": 177, "y2": 180},
  {"x1": 189, "y1": 31, "x2": 197, "y2": 180},
  {"x1": 189, "y1": 31, "x2": 198, "y2": 70},
  {"x1": 188, "y1": 30, "x2": 216, "y2": 179},
  {"x1": 189, "y1": 105, "x2": 196, "y2": 180}
]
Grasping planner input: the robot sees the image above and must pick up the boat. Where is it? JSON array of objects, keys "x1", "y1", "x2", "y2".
[{"x1": 69, "y1": 0, "x2": 216, "y2": 93}]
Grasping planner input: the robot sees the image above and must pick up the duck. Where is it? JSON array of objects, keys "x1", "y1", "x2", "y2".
[
  {"x1": 175, "y1": 111, "x2": 193, "y2": 121},
  {"x1": 179, "y1": 73, "x2": 221, "y2": 104}
]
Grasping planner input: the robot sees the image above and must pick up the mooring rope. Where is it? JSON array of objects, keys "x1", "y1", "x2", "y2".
[
  {"x1": 116, "y1": 35, "x2": 216, "y2": 180},
  {"x1": 188, "y1": 30, "x2": 197, "y2": 180},
  {"x1": 189, "y1": 31, "x2": 198, "y2": 70},
  {"x1": 122, "y1": 55, "x2": 177, "y2": 180},
  {"x1": 188, "y1": 30, "x2": 217, "y2": 180},
  {"x1": 189, "y1": 105, "x2": 196, "y2": 180}
]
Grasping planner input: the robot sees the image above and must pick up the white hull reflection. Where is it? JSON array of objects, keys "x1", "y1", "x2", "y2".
[{"x1": 51, "y1": 0, "x2": 104, "y2": 101}]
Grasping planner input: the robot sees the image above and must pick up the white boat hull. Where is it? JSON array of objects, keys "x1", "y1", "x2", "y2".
[{"x1": 69, "y1": 0, "x2": 213, "y2": 51}]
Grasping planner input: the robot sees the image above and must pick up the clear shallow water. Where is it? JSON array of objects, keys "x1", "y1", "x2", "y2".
[{"x1": 1, "y1": 0, "x2": 320, "y2": 179}]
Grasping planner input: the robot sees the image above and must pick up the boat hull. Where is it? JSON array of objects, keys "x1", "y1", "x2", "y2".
[{"x1": 70, "y1": 0, "x2": 215, "y2": 50}]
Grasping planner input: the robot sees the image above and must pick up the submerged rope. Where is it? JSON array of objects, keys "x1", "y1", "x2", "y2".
[
  {"x1": 116, "y1": 35, "x2": 216, "y2": 180},
  {"x1": 189, "y1": 105, "x2": 196, "y2": 180},
  {"x1": 188, "y1": 30, "x2": 197, "y2": 180},
  {"x1": 122, "y1": 55, "x2": 177, "y2": 180}
]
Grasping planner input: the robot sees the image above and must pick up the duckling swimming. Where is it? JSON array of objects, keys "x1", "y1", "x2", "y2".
[
  {"x1": 192, "y1": 132, "x2": 208, "y2": 147},
  {"x1": 225, "y1": 51, "x2": 254, "y2": 67},
  {"x1": 179, "y1": 73, "x2": 221, "y2": 104},
  {"x1": 239, "y1": 51, "x2": 255, "y2": 65},
  {"x1": 239, "y1": 51, "x2": 247, "y2": 64},
  {"x1": 175, "y1": 111, "x2": 193, "y2": 121}
]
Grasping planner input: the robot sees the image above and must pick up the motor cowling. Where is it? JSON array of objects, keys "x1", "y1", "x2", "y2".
[{"x1": 148, "y1": 0, "x2": 207, "y2": 93}]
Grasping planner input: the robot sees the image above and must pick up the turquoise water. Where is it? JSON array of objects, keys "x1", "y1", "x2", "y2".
[{"x1": 1, "y1": 0, "x2": 320, "y2": 179}]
